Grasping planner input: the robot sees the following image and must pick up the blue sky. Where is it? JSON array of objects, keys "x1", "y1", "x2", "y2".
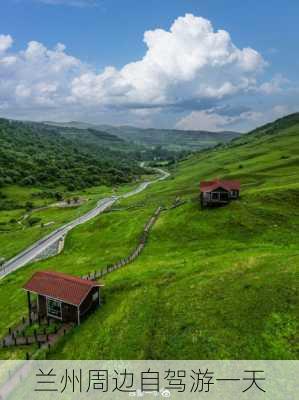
[{"x1": 0, "y1": 0, "x2": 298, "y2": 131}]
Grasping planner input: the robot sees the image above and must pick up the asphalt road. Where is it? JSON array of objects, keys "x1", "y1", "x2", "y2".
[{"x1": 0, "y1": 168, "x2": 169, "y2": 279}]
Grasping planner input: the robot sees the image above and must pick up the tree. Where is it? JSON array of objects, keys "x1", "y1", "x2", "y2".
[
  {"x1": 54, "y1": 192, "x2": 63, "y2": 201},
  {"x1": 27, "y1": 217, "x2": 42, "y2": 227},
  {"x1": 25, "y1": 201, "x2": 34, "y2": 211}
]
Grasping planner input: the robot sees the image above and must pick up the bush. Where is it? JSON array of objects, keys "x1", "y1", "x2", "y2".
[
  {"x1": 27, "y1": 217, "x2": 42, "y2": 226},
  {"x1": 54, "y1": 192, "x2": 63, "y2": 201},
  {"x1": 25, "y1": 201, "x2": 34, "y2": 211},
  {"x1": 21, "y1": 176, "x2": 36, "y2": 186}
]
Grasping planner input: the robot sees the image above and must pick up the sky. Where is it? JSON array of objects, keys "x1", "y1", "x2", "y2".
[{"x1": 0, "y1": 0, "x2": 298, "y2": 131}]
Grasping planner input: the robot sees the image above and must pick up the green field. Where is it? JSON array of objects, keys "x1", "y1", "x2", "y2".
[
  {"x1": 0, "y1": 114, "x2": 298, "y2": 360},
  {"x1": 0, "y1": 180, "x2": 153, "y2": 262}
]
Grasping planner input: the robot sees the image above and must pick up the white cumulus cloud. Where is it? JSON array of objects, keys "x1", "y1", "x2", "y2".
[
  {"x1": 259, "y1": 74, "x2": 289, "y2": 95},
  {"x1": 175, "y1": 105, "x2": 294, "y2": 132},
  {"x1": 0, "y1": 38, "x2": 83, "y2": 111},
  {"x1": 0, "y1": 13, "x2": 289, "y2": 126},
  {"x1": 0, "y1": 35, "x2": 13, "y2": 54},
  {"x1": 176, "y1": 110, "x2": 235, "y2": 131},
  {"x1": 71, "y1": 14, "x2": 266, "y2": 108}
]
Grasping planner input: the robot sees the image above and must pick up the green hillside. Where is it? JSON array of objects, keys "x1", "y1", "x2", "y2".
[
  {"x1": 0, "y1": 114, "x2": 298, "y2": 360},
  {"x1": 45, "y1": 120, "x2": 240, "y2": 151},
  {"x1": 0, "y1": 118, "x2": 144, "y2": 192},
  {"x1": 104, "y1": 126, "x2": 240, "y2": 151}
]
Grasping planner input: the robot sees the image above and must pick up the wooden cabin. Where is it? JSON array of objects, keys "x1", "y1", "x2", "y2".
[
  {"x1": 200, "y1": 179, "x2": 240, "y2": 208},
  {"x1": 23, "y1": 271, "x2": 103, "y2": 325}
]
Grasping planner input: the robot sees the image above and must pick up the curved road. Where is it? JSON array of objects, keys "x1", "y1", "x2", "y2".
[{"x1": 0, "y1": 168, "x2": 170, "y2": 279}]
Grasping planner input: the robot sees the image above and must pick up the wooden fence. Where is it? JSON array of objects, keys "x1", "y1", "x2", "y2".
[
  {"x1": 0, "y1": 201, "x2": 187, "y2": 358},
  {"x1": 81, "y1": 206, "x2": 163, "y2": 281}
]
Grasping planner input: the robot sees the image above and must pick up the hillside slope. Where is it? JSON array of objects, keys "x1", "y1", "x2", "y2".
[
  {"x1": 95, "y1": 125, "x2": 240, "y2": 151},
  {"x1": 0, "y1": 113, "x2": 298, "y2": 360},
  {"x1": 45, "y1": 121, "x2": 240, "y2": 151},
  {"x1": 0, "y1": 118, "x2": 144, "y2": 191}
]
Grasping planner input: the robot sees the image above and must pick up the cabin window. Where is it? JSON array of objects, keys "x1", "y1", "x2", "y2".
[
  {"x1": 92, "y1": 292, "x2": 99, "y2": 302},
  {"x1": 47, "y1": 298, "x2": 62, "y2": 319},
  {"x1": 231, "y1": 190, "x2": 237, "y2": 198},
  {"x1": 211, "y1": 192, "x2": 219, "y2": 200}
]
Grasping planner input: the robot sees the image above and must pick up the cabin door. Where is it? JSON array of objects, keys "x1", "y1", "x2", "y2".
[{"x1": 220, "y1": 192, "x2": 229, "y2": 201}]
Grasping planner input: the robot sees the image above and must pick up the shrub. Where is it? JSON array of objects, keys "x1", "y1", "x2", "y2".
[
  {"x1": 21, "y1": 176, "x2": 36, "y2": 186},
  {"x1": 25, "y1": 201, "x2": 34, "y2": 211},
  {"x1": 27, "y1": 217, "x2": 42, "y2": 226}
]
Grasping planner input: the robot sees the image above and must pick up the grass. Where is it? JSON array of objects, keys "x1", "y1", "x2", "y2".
[
  {"x1": 0, "y1": 180, "x2": 148, "y2": 261},
  {"x1": 18, "y1": 320, "x2": 61, "y2": 337},
  {"x1": 0, "y1": 206, "x2": 155, "y2": 355},
  {"x1": 0, "y1": 114, "x2": 298, "y2": 360}
]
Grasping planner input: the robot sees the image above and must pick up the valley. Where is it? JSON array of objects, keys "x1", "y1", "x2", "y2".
[
  {"x1": 44, "y1": 121, "x2": 240, "y2": 151},
  {"x1": 0, "y1": 113, "x2": 298, "y2": 360}
]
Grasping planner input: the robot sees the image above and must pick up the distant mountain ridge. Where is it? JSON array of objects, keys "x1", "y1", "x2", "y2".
[{"x1": 44, "y1": 120, "x2": 240, "y2": 151}]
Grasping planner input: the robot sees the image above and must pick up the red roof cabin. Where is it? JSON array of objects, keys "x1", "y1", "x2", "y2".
[
  {"x1": 200, "y1": 179, "x2": 240, "y2": 208},
  {"x1": 23, "y1": 271, "x2": 103, "y2": 325}
]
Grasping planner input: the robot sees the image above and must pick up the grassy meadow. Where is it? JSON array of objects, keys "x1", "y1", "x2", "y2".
[
  {"x1": 0, "y1": 180, "x2": 146, "y2": 261},
  {"x1": 0, "y1": 115, "x2": 298, "y2": 360}
]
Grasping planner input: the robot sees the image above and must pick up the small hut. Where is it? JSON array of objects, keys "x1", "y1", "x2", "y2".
[
  {"x1": 200, "y1": 179, "x2": 240, "y2": 208},
  {"x1": 23, "y1": 271, "x2": 103, "y2": 325}
]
